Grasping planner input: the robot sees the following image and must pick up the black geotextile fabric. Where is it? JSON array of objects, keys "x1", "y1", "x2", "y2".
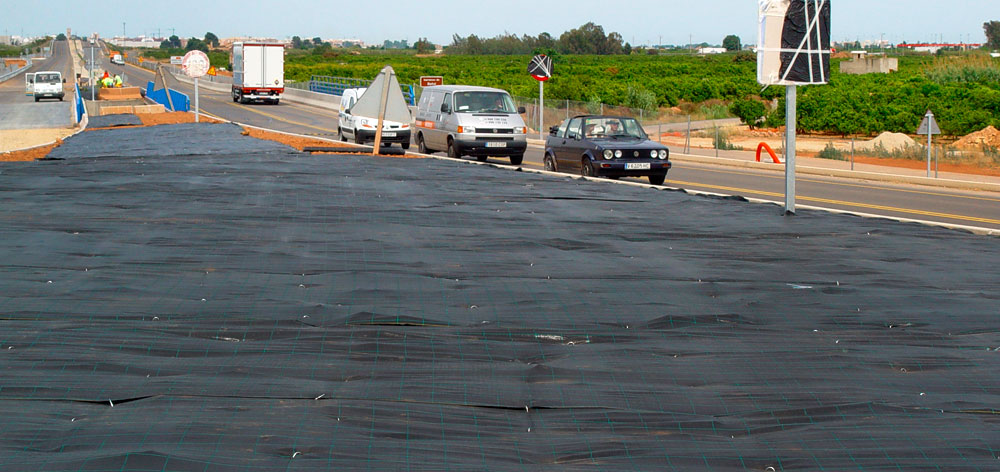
[
  {"x1": 46, "y1": 123, "x2": 294, "y2": 160},
  {"x1": 87, "y1": 113, "x2": 143, "y2": 129},
  {"x1": 0, "y1": 150, "x2": 998, "y2": 471}
]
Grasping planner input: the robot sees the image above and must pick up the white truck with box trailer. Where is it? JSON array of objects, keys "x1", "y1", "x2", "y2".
[{"x1": 231, "y1": 42, "x2": 284, "y2": 105}]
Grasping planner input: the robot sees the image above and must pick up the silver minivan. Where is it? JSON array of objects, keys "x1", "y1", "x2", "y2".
[{"x1": 414, "y1": 85, "x2": 528, "y2": 165}]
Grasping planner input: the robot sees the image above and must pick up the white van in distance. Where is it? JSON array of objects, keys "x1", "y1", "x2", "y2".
[
  {"x1": 32, "y1": 71, "x2": 65, "y2": 102},
  {"x1": 414, "y1": 85, "x2": 527, "y2": 165},
  {"x1": 338, "y1": 87, "x2": 411, "y2": 149}
]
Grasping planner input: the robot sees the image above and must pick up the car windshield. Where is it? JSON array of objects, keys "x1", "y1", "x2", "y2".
[
  {"x1": 453, "y1": 92, "x2": 517, "y2": 113},
  {"x1": 583, "y1": 117, "x2": 647, "y2": 139},
  {"x1": 35, "y1": 74, "x2": 60, "y2": 84}
]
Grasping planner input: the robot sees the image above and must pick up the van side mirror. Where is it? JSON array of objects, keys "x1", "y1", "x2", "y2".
[
  {"x1": 344, "y1": 108, "x2": 350, "y2": 114},
  {"x1": 518, "y1": 106, "x2": 526, "y2": 114},
  {"x1": 549, "y1": 125, "x2": 560, "y2": 136},
  {"x1": 63, "y1": 78, "x2": 66, "y2": 83},
  {"x1": 440, "y1": 103, "x2": 451, "y2": 113}
]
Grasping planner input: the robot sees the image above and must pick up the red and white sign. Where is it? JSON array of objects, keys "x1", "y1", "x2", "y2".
[
  {"x1": 170, "y1": 56, "x2": 183, "y2": 65},
  {"x1": 181, "y1": 50, "x2": 210, "y2": 78},
  {"x1": 528, "y1": 54, "x2": 552, "y2": 82},
  {"x1": 420, "y1": 76, "x2": 443, "y2": 87}
]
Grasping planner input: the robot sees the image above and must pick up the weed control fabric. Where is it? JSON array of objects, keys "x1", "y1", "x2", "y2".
[{"x1": 0, "y1": 140, "x2": 998, "y2": 470}]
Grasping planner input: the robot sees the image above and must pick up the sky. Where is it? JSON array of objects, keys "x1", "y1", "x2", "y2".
[{"x1": 1, "y1": 0, "x2": 994, "y2": 47}]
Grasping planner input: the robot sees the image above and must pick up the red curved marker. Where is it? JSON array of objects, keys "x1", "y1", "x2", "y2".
[{"x1": 756, "y1": 142, "x2": 782, "y2": 164}]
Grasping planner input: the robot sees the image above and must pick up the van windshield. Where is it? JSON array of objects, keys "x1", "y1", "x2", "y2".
[
  {"x1": 35, "y1": 73, "x2": 61, "y2": 84},
  {"x1": 453, "y1": 92, "x2": 517, "y2": 114}
]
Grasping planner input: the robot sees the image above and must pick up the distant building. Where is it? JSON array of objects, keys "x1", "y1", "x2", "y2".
[
  {"x1": 108, "y1": 36, "x2": 163, "y2": 49},
  {"x1": 839, "y1": 50, "x2": 898, "y2": 74},
  {"x1": 897, "y1": 43, "x2": 983, "y2": 54},
  {"x1": 0, "y1": 35, "x2": 11, "y2": 46},
  {"x1": 697, "y1": 47, "x2": 727, "y2": 55}
]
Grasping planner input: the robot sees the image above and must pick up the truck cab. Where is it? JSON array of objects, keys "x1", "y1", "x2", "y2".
[{"x1": 32, "y1": 71, "x2": 65, "y2": 102}]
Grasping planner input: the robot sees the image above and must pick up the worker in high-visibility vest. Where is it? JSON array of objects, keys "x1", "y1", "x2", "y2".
[
  {"x1": 113, "y1": 75, "x2": 123, "y2": 88},
  {"x1": 101, "y1": 75, "x2": 114, "y2": 88}
]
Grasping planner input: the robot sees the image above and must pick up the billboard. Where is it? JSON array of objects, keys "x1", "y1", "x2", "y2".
[{"x1": 757, "y1": 0, "x2": 831, "y2": 85}]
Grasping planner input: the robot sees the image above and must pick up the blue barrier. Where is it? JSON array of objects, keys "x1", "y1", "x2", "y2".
[
  {"x1": 146, "y1": 81, "x2": 190, "y2": 112},
  {"x1": 74, "y1": 83, "x2": 85, "y2": 124},
  {"x1": 308, "y1": 75, "x2": 417, "y2": 105}
]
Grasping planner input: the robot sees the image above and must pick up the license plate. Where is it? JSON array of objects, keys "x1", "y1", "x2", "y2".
[
  {"x1": 382, "y1": 132, "x2": 396, "y2": 137},
  {"x1": 485, "y1": 142, "x2": 507, "y2": 148},
  {"x1": 626, "y1": 162, "x2": 651, "y2": 170}
]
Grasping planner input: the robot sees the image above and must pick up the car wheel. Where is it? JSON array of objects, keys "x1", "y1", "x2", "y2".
[
  {"x1": 648, "y1": 174, "x2": 666, "y2": 186},
  {"x1": 447, "y1": 139, "x2": 460, "y2": 159},
  {"x1": 417, "y1": 134, "x2": 429, "y2": 154},
  {"x1": 509, "y1": 153, "x2": 524, "y2": 165},
  {"x1": 543, "y1": 153, "x2": 557, "y2": 172},
  {"x1": 581, "y1": 158, "x2": 596, "y2": 177}
]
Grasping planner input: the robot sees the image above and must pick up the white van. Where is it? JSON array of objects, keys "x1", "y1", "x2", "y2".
[
  {"x1": 32, "y1": 71, "x2": 65, "y2": 102},
  {"x1": 338, "y1": 87, "x2": 411, "y2": 149},
  {"x1": 25, "y1": 72, "x2": 35, "y2": 96},
  {"x1": 414, "y1": 85, "x2": 527, "y2": 164}
]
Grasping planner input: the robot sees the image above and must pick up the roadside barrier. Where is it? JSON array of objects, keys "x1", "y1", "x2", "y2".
[
  {"x1": 145, "y1": 81, "x2": 190, "y2": 112},
  {"x1": 756, "y1": 142, "x2": 782, "y2": 164},
  {"x1": 74, "y1": 83, "x2": 86, "y2": 124},
  {"x1": 307, "y1": 75, "x2": 416, "y2": 105}
]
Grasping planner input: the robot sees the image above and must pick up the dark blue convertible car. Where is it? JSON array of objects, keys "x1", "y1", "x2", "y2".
[{"x1": 543, "y1": 115, "x2": 671, "y2": 185}]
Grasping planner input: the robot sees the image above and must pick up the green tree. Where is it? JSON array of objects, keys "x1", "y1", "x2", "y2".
[
  {"x1": 729, "y1": 98, "x2": 766, "y2": 129},
  {"x1": 723, "y1": 35, "x2": 741, "y2": 51},
  {"x1": 313, "y1": 37, "x2": 324, "y2": 46},
  {"x1": 414, "y1": 37, "x2": 434, "y2": 54},
  {"x1": 56, "y1": 33, "x2": 67, "y2": 41},
  {"x1": 204, "y1": 32, "x2": 219, "y2": 48},
  {"x1": 291, "y1": 36, "x2": 303, "y2": 49},
  {"x1": 985, "y1": 21, "x2": 1000, "y2": 49},
  {"x1": 185, "y1": 38, "x2": 209, "y2": 53}
]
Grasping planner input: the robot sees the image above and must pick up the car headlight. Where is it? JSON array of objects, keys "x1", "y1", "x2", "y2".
[
  {"x1": 614, "y1": 150, "x2": 623, "y2": 158},
  {"x1": 650, "y1": 150, "x2": 658, "y2": 158},
  {"x1": 603, "y1": 150, "x2": 613, "y2": 160},
  {"x1": 659, "y1": 150, "x2": 668, "y2": 159}
]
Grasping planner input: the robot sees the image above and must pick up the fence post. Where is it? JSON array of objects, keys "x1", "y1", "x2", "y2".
[
  {"x1": 851, "y1": 137, "x2": 855, "y2": 171},
  {"x1": 566, "y1": 99, "x2": 569, "y2": 119},
  {"x1": 685, "y1": 115, "x2": 691, "y2": 154},
  {"x1": 715, "y1": 127, "x2": 719, "y2": 157}
]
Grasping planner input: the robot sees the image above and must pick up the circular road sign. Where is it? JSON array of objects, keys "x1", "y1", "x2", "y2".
[
  {"x1": 528, "y1": 54, "x2": 553, "y2": 82},
  {"x1": 181, "y1": 50, "x2": 210, "y2": 78}
]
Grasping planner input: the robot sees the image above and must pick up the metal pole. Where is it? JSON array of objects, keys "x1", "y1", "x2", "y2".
[
  {"x1": 926, "y1": 112, "x2": 932, "y2": 178},
  {"x1": 851, "y1": 137, "x2": 855, "y2": 171},
  {"x1": 715, "y1": 127, "x2": 719, "y2": 157},
  {"x1": 685, "y1": 115, "x2": 691, "y2": 153},
  {"x1": 539, "y1": 80, "x2": 544, "y2": 141},
  {"x1": 89, "y1": 46, "x2": 94, "y2": 101},
  {"x1": 935, "y1": 145, "x2": 939, "y2": 178},
  {"x1": 194, "y1": 77, "x2": 199, "y2": 123},
  {"x1": 785, "y1": 85, "x2": 797, "y2": 214}
]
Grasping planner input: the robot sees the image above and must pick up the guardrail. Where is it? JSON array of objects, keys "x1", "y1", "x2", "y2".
[
  {"x1": 308, "y1": 75, "x2": 416, "y2": 105},
  {"x1": 0, "y1": 56, "x2": 32, "y2": 83},
  {"x1": 146, "y1": 81, "x2": 190, "y2": 112}
]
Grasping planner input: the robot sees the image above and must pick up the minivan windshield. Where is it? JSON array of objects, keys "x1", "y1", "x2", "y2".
[
  {"x1": 453, "y1": 91, "x2": 517, "y2": 114},
  {"x1": 35, "y1": 73, "x2": 61, "y2": 84}
]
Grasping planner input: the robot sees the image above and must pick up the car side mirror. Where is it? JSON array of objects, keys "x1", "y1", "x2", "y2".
[
  {"x1": 549, "y1": 125, "x2": 560, "y2": 136},
  {"x1": 517, "y1": 106, "x2": 526, "y2": 114},
  {"x1": 440, "y1": 103, "x2": 451, "y2": 113}
]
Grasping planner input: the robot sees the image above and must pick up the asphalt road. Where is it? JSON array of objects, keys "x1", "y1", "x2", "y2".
[
  {"x1": 0, "y1": 40, "x2": 74, "y2": 130},
  {"x1": 104, "y1": 51, "x2": 1000, "y2": 234}
]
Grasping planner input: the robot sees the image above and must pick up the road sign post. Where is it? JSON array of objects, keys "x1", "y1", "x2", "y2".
[
  {"x1": 785, "y1": 85, "x2": 797, "y2": 213},
  {"x1": 528, "y1": 55, "x2": 552, "y2": 141},
  {"x1": 917, "y1": 110, "x2": 941, "y2": 178},
  {"x1": 181, "y1": 51, "x2": 210, "y2": 123}
]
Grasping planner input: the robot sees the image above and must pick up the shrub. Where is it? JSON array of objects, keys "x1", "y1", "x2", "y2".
[{"x1": 817, "y1": 143, "x2": 846, "y2": 160}]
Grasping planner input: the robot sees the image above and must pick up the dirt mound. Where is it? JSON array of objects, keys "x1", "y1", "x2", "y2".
[
  {"x1": 857, "y1": 132, "x2": 918, "y2": 152},
  {"x1": 953, "y1": 126, "x2": 1000, "y2": 149}
]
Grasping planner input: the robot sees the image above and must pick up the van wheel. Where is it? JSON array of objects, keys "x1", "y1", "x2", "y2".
[
  {"x1": 338, "y1": 127, "x2": 346, "y2": 142},
  {"x1": 447, "y1": 139, "x2": 459, "y2": 159},
  {"x1": 509, "y1": 153, "x2": 524, "y2": 166},
  {"x1": 401, "y1": 142, "x2": 410, "y2": 150},
  {"x1": 354, "y1": 130, "x2": 363, "y2": 145},
  {"x1": 417, "y1": 134, "x2": 429, "y2": 154},
  {"x1": 476, "y1": 155, "x2": 488, "y2": 162}
]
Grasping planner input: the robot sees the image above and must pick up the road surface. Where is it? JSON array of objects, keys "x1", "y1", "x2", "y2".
[
  {"x1": 0, "y1": 40, "x2": 74, "y2": 130},
  {"x1": 104, "y1": 51, "x2": 1000, "y2": 234}
]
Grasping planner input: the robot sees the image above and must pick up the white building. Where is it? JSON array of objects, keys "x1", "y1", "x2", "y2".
[{"x1": 697, "y1": 47, "x2": 727, "y2": 55}]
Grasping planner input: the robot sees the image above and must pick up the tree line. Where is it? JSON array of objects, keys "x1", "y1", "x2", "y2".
[{"x1": 447, "y1": 22, "x2": 630, "y2": 55}]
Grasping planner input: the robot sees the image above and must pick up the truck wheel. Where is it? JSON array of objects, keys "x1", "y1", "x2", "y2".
[
  {"x1": 271, "y1": 99, "x2": 279, "y2": 105},
  {"x1": 509, "y1": 153, "x2": 524, "y2": 165},
  {"x1": 232, "y1": 91, "x2": 238, "y2": 102},
  {"x1": 34, "y1": 97, "x2": 39, "y2": 102}
]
